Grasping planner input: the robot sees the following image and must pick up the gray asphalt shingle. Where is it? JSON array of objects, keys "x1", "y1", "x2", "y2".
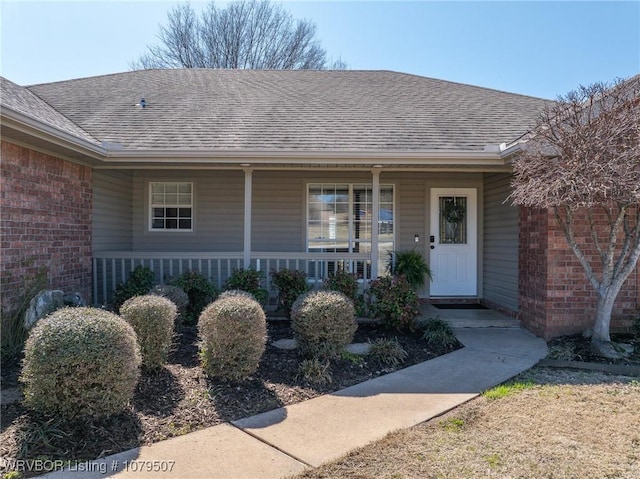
[
  {"x1": 1, "y1": 77, "x2": 99, "y2": 145},
  {"x1": 21, "y1": 69, "x2": 550, "y2": 152}
]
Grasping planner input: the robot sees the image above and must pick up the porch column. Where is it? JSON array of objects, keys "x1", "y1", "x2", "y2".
[
  {"x1": 243, "y1": 168, "x2": 252, "y2": 269},
  {"x1": 371, "y1": 168, "x2": 381, "y2": 279}
]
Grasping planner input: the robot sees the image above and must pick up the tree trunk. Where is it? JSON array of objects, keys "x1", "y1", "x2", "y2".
[
  {"x1": 591, "y1": 282, "x2": 630, "y2": 359},
  {"x1": 591, "y1": 292, "x2": 616, "y2": 343}
]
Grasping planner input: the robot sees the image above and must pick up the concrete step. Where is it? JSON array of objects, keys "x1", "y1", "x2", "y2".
[{"x1": 421, "y1": 304, "x2": 520, "y2": 329}]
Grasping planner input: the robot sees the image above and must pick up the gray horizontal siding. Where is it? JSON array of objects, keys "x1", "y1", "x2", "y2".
[
  {"x1": 92, "y1": 170, "x2": 132, "y2": 251},
  {"x1": 131, "y1": 170, "x2": 244, "y2": 252},
  {"x1": 483, "y1": 173, "x2": 518, "y2": 311},
  {"x1": 252, "y1": 171, "x2": 374, "y2": 252}
]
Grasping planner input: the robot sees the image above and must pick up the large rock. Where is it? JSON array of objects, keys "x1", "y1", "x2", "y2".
[
  {"x1": 24, "y1": 290, "x2": 64, "y2": 329},
  {"x1": 63, "y1": 292, "x2": 86, "y2": 307}
]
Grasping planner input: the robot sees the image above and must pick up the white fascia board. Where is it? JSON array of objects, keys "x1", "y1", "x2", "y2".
[{"x1": 102, "y1": 148, "x2": 507, "y2": 166}]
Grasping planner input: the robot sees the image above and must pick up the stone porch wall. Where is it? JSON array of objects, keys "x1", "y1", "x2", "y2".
[
  {"x1": 519, "y1": 206, "x2": 639, "y2": 340},
  {"x1": 0, "y1": 141, "x2": 93, "y2": 316}
]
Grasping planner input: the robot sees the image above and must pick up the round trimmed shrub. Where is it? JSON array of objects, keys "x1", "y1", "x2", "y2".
[
  {"x1": 120, "y1": 295, "x2": 177, "y2": 369},
  {"x1": 291, "y1": 290, "x2": 357, "y2": 359},
  {"x1": 198, "y1": 295, "x2": 267, "y2": 381},
  {"x1": 150, "y1": 284, "x2": 189, "y2": 319},
  {"x1": 20, "y1": 307, "x2": 141, "y2": 419}
]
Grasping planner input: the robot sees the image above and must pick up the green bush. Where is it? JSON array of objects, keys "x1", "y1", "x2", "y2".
[
  {"x1": 324, "y1": 270, "x2": 359, "y2": 301},
  {"x1": 324, "y1": 271, "x2": 367, "y2": 316},
  {"x1": 113, "y1": 266, "x2": 155, "y2": 312},
  {"x1": 20, "y1": 307, "x2": 141, "y2": 419},
  {"x1": 198, "y1": 295, "x2": 267, "y2": 381},
  {"x1": 149, "y1": 284, "x2": 189, "y2": 320},
  {"x1": 368, "y1": 274, "x2": 420, "y2": 331},
  {"x1": 120, "y1": 295, "x2": 176, "y2": 369},
  {"x1": 291, "y1": 290, "x2": 357, "y2": 359},
  {"x1": 171, "y1": 271, "x2": 218, "y2": 324},
  {"x1": 419, "y1": 316, "x2": 459, "y2": 352},
  {"x1": 223, "y1": 268, "x2": 268, "y2": 306},
  {"x1": 386, "y1": 250, "x2": 432, "y2": 291},
  {"x1": 368, "y1": 338, "x2": 407, "y2": 368},
  {"x1": 270, "y1": 269, "x2": 310, "y2": 317}
]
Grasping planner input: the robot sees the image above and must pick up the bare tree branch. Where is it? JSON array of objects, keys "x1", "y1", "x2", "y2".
[
  {"x1": 511, "y1": 76, "x2": 640, "y2": 349},
  {"x1": 130, "y1": 0, "x2": 343, "y2": 71}
]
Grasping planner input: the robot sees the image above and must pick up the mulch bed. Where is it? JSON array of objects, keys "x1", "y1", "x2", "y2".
[
  {"x1": 0, "y1": 320, "x2": 456, "y2": 476},
  {"x1": 547, "y1": 333, "x2": 640, "y2": 365}
]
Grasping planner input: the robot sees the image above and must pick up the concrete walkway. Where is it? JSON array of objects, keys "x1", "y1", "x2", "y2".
[{"x1": 40, "y1": 328, "x2": 547, "y2": 479}]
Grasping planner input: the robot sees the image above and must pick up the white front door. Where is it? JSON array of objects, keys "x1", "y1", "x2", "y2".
[{"x1": 429, "y1": 188, "x2": 477, "y2": 296}]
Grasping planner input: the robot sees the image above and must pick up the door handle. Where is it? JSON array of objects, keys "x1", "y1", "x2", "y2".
[{"x1": 430, "y1": 245, "x2": 435, "y2": 250}]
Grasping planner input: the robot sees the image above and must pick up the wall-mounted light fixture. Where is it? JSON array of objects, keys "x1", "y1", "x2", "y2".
[{"x1": 414, "y1": 234, "x2": 420, "y2": 243}]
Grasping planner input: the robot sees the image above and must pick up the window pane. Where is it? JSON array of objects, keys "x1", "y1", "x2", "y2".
[
  {"x1": 152, "y1": 219, "x2": 164, "y2": 229},
  {"x1": 178, "y1": 208, "x2": 191, "y2": 218},
  {"x1": 153, "y1": 207, "x2": 164, "y2": 218},
  {"x1": 166, "y1": 208, "x2": 178, "y2": 218},
  {"x1": 380, "y1": 187, "x2": 393, "y2": 203},
  {"x1": 151, "y1": 183, "x2": 164, "y2": 194},
  {"x1": 166, "y1": 219, "x2": 178, "y2": 229},
  {"x1": 178, "y1": 183, "x2": 191, "y2": 194},
  {"x1": 179, "y1": 219, "x2": 192, "y2": 229},
  {"x1": 335, "y1": 186, "x2": 349, "y2": 203},
  {"x1": 165, "y1": 183, "x2": 178, "y2": 194},
  {"x1": 309, "y1": 185, "x2": 322, "y2": 198},
  {"x1": 151, "y1": 194, "x2": 164, "y2": 205},
  {"x1": 178, "y1": 194, "x2": 191, "y2": 205},
  {"x1": 439, "y1": 196, "x2": 467, "y2": 244},
  {"x1": 335, "y1": 203, "x2": 349, "y2": 217},
  {"x1": 165, "y1": 194, "x2": 177, "y2": 204}
]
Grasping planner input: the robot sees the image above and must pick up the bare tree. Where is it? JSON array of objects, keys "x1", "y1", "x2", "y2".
[
  {"x1": 511, "y1": 77, "x2": 640, "y2": 358},
  {"x1": 131, "y1": 0, "x2": 346, "y2": 70}
]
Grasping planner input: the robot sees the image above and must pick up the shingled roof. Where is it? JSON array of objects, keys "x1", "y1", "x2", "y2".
[
  {"x1": 1, "y1": 77, "x2": 99, "y2": 145},
  {"x1": 25, "y1": 69, "x2": 550, "y2": 152}
]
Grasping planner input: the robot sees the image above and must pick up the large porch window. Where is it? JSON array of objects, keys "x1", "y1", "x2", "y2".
[{"x1": 307, "y1": 183, "x2": 394, "y2": 270}]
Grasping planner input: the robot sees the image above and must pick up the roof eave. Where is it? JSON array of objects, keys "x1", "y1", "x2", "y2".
[
  {"x1": 102, "y1": 147, "x2": 510, "y2": 167},
  {"x1": 0, "y1": 106, "x2": 106, "y2": 164}
]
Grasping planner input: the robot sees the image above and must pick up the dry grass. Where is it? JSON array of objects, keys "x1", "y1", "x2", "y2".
[{"x1": 292, "y1": 368, "x2": 640, "y2": 479}]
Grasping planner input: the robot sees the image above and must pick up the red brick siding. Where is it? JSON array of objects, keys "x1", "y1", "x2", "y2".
[
  {"x1": 1, "y1": 141, "x2": 92, "y2": 315},
  {"x1": 519, "y1": 206, "x2": 639, "y2": 340}
]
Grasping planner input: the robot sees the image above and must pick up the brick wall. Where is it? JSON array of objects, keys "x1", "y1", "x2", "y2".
[
  {"x1": 519, "y1": 206, "x2": 639, "y2": 340},
  {"x1": 1, "y1": 141, "x2": 93, "y2": 315}
]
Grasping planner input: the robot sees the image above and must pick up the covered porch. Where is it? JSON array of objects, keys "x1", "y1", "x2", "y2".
[{"x1": 92, "y1": 164, "x2": 520, "y2": 315}]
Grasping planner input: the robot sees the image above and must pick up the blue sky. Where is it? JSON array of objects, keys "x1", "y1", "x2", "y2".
[{"x1": 1, "y1": 1, "x2": 638, "y2": 99}]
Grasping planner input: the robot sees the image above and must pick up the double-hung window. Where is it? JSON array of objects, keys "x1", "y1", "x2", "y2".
[
  {"x1": 307, "y1": 183, "x2": 394, "y2": 268},
  {"x1": 149, "y1": 182, "x2": 193, "y2": 231}
]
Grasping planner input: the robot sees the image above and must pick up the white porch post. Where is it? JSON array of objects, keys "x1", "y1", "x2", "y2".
[
  {"x1": 371, "y1": 169, "x2": 381, "y2": 279},
  {"x1": 243, "y1": 168, "x2": 252, "y2": 269}
]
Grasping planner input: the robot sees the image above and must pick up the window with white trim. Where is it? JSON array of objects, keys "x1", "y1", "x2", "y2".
[
  {"x1": 149, "y1": 182, "x2": 193, "y2": 231},
  {"x1": 307, "y1": 183, "x2": 394, "y2": 255}
]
